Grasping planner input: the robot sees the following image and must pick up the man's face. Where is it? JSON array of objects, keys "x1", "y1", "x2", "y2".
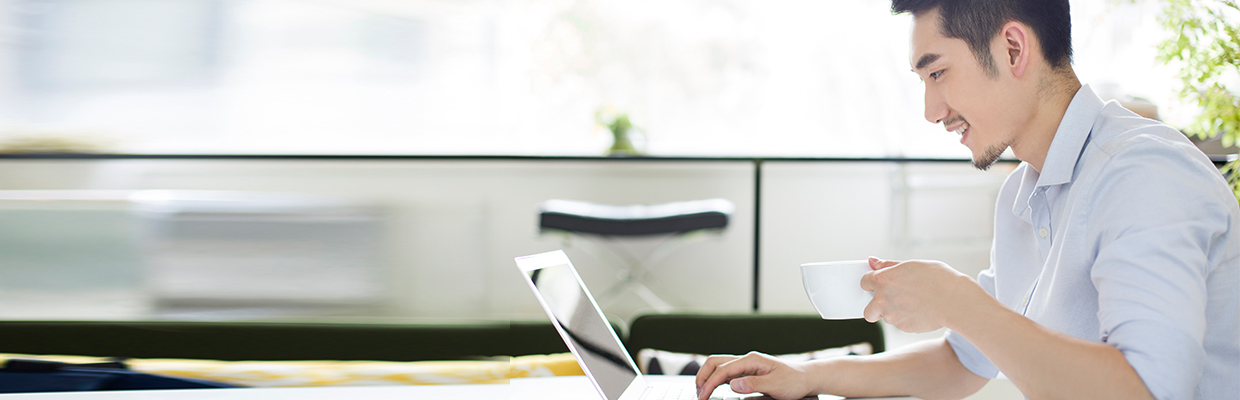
[{"x1": 909, "y1": 9, "x2": 1023, "y2": 170}]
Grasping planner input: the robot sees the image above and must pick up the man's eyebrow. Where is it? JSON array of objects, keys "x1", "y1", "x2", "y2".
[{"x1": 914, "y1": 53, "x2": 941, "y2": 71}]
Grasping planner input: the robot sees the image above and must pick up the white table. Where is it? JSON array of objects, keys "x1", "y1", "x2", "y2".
[
  {"x1": 514, "y1": 375, "x2": 920, "y2": 400},
  {"x1": 0, "y1": 376, "x2": 920, "y2": 399},
  {"x1": 0, "y1": 384, "x2": 503, "y2": 399}
]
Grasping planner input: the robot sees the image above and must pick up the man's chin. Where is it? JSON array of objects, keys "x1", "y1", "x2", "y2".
[
  {"x1": 970, "y1": 144, "x2": 1007, "y2": 171},
  {"x1": 971, "y1": 157, "x2": 997, "y2": 171},
  {"x1": 963, "y1": 147, "x2": 988, "y2": 170}
]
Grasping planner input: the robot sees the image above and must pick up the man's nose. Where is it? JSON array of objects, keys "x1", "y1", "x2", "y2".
[{"x1": 924, "y1": 86, "x2": 948, "y2": 124}]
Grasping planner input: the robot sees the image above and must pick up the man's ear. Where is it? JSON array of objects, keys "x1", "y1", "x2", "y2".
[{"x1": 998, "y1": 21, "x2": 1031, "y2": 78}]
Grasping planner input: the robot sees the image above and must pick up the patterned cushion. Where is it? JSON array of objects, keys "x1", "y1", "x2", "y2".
[
  {"x1": 0, "y1": 352, "x2": 584, "y2": 387},
  {"x1": 636, "y1": 343, "x2": 873, "y2": 375}
]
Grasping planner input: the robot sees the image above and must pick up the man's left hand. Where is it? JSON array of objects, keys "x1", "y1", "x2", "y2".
[{"x1": 860, "y1": 257, "x2": 985, "y2": 333}]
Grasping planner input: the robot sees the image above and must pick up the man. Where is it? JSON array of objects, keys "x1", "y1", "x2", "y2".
[{"x1": 696, "y1": 1, "x2": 1239, "y2": 399}]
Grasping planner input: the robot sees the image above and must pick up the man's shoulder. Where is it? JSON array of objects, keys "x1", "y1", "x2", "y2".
[
  {"x1": 1089, "y1": 102, "x2": 1192, "y2": 153},
  {"x1": 1083, "y1": 102, "x2": 1214, "y2": 175},
  {"x1": 1073, "y1": 105, "x2": 1236, "y2": 217}
]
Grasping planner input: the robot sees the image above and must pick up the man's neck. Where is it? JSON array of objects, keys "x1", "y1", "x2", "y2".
[{"x1": 1011, "y1": 73, "x2": 1082, "y2": 173}]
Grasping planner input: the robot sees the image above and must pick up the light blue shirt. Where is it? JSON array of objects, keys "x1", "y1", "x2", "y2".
[{"x1": 944, "y1": 84, "x2": 1240, "y2": 400}]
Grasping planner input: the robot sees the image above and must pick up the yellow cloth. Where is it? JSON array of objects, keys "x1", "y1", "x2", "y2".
[{"x1": 0, "y1": 352, "x2": 584, "y2": 387}]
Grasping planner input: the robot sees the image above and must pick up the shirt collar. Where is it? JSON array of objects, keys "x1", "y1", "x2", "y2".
[
  {"x1": 1012, "y1": 161, "x2": 1040, "y2": 224},
  {"x1": 1035, "y1": 84, "x2": 1105, "y2": 188}
]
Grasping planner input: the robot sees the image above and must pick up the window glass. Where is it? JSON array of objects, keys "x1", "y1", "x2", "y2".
[{"x1": 0, "y1": 0, "x2": 1176, "y2": 156}]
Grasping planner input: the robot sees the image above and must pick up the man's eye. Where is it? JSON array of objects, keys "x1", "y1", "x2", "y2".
[{"x1": 929, "y1": 70, "x2": 943, "y2": 80}]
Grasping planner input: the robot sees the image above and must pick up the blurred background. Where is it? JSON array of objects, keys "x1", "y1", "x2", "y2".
[
  {"x1": 0, "y1": 0, "x2": 1224, "y2": 338},
  {"x1": 0, "y1": 0, "x2": 1190, "y2": 156}
]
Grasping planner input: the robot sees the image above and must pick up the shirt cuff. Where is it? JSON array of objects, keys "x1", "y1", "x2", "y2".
[{"x1": 944, "y1": 329, "x2": 999, "y2": 379}]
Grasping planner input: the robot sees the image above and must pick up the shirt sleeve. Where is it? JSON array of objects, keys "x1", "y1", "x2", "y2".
[
  {"x1": 1086, "y1": 137, "x2": 1230, "y2": 400},
  {"x1": 945, "y1": 257, "x2": 1001, "y2": 379}
]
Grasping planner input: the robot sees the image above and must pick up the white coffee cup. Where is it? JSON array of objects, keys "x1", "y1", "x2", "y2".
[{"x1": 800, "y1": 260, "x2": 875, "y2": 320}]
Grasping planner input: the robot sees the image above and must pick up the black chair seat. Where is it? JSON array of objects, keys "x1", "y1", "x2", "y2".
[
  {"x1": 539, "y1": 199, "x2": 733, "y2": 236},
  {"x1": 625, "y1": 314, "x2": 885, "y2": 361}
]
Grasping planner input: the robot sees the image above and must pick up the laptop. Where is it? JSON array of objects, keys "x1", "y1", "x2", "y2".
[{"x1": 516, "y1": 250, "x2": 752, "y2": 400}]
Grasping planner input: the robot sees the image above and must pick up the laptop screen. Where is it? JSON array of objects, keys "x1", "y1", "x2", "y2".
[{"x1": 526, "y1": 261, "x2": 639, "y2": 400}]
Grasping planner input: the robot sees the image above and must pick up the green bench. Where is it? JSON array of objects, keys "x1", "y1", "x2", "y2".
[{"x1": 0, "y1": 315, "x2": 883, "y2": 362}]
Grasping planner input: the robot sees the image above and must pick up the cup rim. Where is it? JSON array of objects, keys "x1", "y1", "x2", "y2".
[{"x1": 800, "y1": 259, "x2": 868, "y2": 268}]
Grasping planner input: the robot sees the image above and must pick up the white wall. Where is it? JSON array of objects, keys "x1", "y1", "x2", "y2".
[{"x1": 0, "y1": 158, "x2": 1014, "y2": 326}]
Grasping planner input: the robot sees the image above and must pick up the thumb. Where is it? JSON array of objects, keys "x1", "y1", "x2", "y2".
[
  {"x1": 868, "y1": 256, "x2": 899, "y2": 270},
  {"x1": 729, "y1": 375, "x2": 766, "y2": 394}
]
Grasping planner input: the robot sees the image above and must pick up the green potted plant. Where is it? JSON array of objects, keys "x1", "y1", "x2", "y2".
[
  {"x1": 1156, "y1": 0, "x2": 1239, "y2": 201},
  {"x1": 596, "y1": 106, "x2": 642, "y2": 157}
]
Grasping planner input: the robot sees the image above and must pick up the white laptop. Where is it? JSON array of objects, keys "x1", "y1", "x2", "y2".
[{"x1": 516, "y1": 250, "x2": 751, "y2": 400}]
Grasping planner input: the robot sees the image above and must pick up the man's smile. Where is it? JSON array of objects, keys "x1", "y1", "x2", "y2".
[{"x1": 945, "y1": 120, "x2": 970, "y2": 144}]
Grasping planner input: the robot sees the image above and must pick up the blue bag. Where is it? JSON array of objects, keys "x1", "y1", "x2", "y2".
[{"x1": 0, "y1": 358, "x2": 241, "y2": 393}]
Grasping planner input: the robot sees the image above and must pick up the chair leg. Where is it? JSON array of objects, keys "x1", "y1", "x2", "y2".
[
  {"x1": 597, "y1": 279, "x2": 674, "y2": 314},
  {"x1": 632, "y1": 283, "x2": 674, "y2": 313},
  {"x1": 559, "y1": 231, "x2": 719, "y2": 314}
]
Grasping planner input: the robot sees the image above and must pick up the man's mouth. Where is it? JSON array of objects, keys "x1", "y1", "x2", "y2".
[
  {"x1": 951, "y1": 121, "x2": 970, "y2": 136},
  {"x1": 950, "y1": 121, "x2": 970, "y2": 144}
]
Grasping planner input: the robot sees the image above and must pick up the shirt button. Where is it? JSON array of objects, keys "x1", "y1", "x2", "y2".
[{"x1": 1038, "y1": 227, "x2": 1048, "y2": 238}]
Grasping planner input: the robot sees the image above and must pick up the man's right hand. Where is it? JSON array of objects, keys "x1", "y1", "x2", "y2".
[{"x1": 694, "y1": 352, "x2": 815, "y2": 400}]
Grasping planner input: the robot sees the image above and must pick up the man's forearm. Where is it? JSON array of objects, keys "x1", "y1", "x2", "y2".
[
  {"x1": 947, "y1": 296, "x2": 1155, "y2": 400},
  {"x1": 806, "y1": 338, "x2": 988, "y2": 400}
]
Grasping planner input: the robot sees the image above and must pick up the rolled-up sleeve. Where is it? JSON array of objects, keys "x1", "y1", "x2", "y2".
[
  {"x1": 1087, "y1": 141, "x2": 1227, "y2": 400},
  {"x1": 945, "y1": 265, "x2": 1001, "y2": 379},
  {"x1": 945, "y1": 329, "x2": 1000, "y2": 379}
]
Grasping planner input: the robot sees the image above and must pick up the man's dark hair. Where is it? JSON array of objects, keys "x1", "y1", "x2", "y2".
[{"x1": 892, "y1": 0, "x2": 1072, "y2": 77}]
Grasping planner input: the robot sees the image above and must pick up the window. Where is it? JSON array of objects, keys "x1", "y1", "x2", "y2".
[{"x1": 0, "y1": 0, "x2": 1178, "y2": 156}]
